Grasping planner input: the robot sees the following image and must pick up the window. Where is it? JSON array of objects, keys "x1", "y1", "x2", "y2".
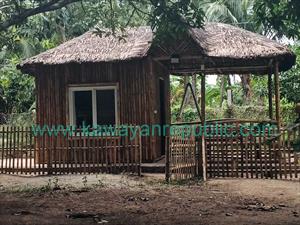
[{"x1": 69, "y1": 86, "x2": 118, "y2": 127}]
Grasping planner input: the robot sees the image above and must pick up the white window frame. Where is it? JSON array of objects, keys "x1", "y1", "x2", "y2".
[{"x1": 69, "y1": 85, "x2": 118, "y2": 127}]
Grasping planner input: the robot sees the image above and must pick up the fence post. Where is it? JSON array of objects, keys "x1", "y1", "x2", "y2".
[
  {"x1": 201, "y1": 134, "x2": 207, "y2": 181},
  {"x1": 197, "y1": 136, "x2": 202, "y2": 178},
  {"x1": 0, "y1": 126, "x2": 4, "y2": 174},
  {"x1": 138, "y1": 127, "x2": 142, "y2": 176},
  {"x1": 47, "y1": 135, "x2": 52, "y2": 175},
  {"x1": 165, "y1": 136, "x2": 170, "y2": 182}
]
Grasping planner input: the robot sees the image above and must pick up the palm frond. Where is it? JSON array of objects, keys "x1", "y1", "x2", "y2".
[
  {"x1": 204, "y1": 1, "x2": 238, "y2": 24},
  {"x1": 19, "y1": 38, "x2": 35, "y2": 58}
]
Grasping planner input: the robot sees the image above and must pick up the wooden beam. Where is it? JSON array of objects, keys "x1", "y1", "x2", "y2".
[
  {"x1": 153, "y1": 55, "x2": 205, "y2": 61},
  {"x1": 152, "y1": 58, "x2": 169, "y2": 71},
  {"x1": 268, "y1": 72, "x2": 273, "y2": 120},
  {"x1": 274, "y1": 62, "x2": 281, "y2": 127},
  {"x1": 170, "y1": 65, "x2": 270, "y2": 75}
]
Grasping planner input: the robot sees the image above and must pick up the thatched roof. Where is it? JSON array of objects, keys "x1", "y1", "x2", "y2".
[
  {"x1": 20, "y1": 26, "x2": 153, "y2": 65},
  {"x1": 19, "y1": 23, "x2": 296, "y2": 74},
  {"x1": 192, "y1": 23, "x2": 294, "y2": 61}
]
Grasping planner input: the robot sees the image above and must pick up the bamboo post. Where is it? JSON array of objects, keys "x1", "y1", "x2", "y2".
[
  {"x1": 1, "y1": 126, "x2": 4, "y2": 174},
  {"x1": 165, "y1": 136, "x2": 170, "y2": 182},
  {"x1": 274, "y1": 62, "x2": 281, "y2": 128},
  {"x1": 201, "y1": 74, "x2": 207, "y2": 181},
  {"x1": 138, "y1": 127, "x2": 142, "y2": 176},
  {"x1": 268, "y1": 72, "x2": 273, "y2": 120}
]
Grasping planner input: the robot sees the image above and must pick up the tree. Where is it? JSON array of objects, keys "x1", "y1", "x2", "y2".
[
  {"x1": 281, "y1": 45, "x2": 300, "y2": 103},
  {"x1": 240, "y1": 74, "x2": 252, "y2": 102},
  {"x1": 254, "y1": 0, "x2": 300, "y2": 38},
  {"x1": 0, "y1": 57, "x2": 35, "y2": 113},
  {"x1": 201, "y1": 0, "x2": 262, "y2": 31},
  {"x1": 0, "y1": 0, "x2": 81, "y2": 31},
  {"x1": 0, "y1": 0, "x2": 205, "y2": 39}
]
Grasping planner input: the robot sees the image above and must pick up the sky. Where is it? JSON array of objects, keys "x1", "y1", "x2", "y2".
[
  {"x1": 207, "y1": 75, "x2": 217, "y2": 85},
  {"x1": 206, "y1": 75, "x2": 241, "y2": 85}
]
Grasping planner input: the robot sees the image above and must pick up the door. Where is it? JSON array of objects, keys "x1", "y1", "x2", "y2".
[{"x1": 159, "y1": 78, "x2": 166, "y2": 155}]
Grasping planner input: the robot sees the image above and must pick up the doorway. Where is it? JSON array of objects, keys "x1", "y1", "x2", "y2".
[{"x1": 159, "y1": 78, "x2": 166, "y2": 155}]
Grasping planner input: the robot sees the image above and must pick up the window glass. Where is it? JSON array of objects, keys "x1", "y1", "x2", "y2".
[
  {"x1": 74, "y1": 91, "x2": 93, "y2": 127},
  {"x1": 96, "y1": 90, "x2": 115, "y2": 125}
]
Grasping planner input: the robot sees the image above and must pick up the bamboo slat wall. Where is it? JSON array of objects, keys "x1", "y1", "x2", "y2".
[
  {"x1": 205, "y1": 121, "x2": 300, "y2": 179},
  {"x1": 0, "y1": 126, "x2": 141, "y2": 175},
  {"x1": 166, "y1": 135, "x2": 198, "y2": 181},
  {"x1": 34, "y1": 58, "x2": 170, "y2": 163}
]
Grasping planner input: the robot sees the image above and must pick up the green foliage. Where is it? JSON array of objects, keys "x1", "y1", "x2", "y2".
[
  {"x1": 252, "y1": 76, "x2": 268, "y2": 101},
  {"x1": 170, "y1": 72, "x2": 297, "y2": 125},
  {"x1": 6, "y1": 113, "x2": 35, "y2": 126},
  {"x1": 281, "y1": 45, "x2": 300, "y2": 103},
  {"x1": 0, "y1": 57, "x2": 35, "y2": 114},
  {"x1": 254, "y1": 0, "x2": 300, "y2": 38},
  {"x1": 150, "y1": 0, "x2": 205, "y2": 41},
  {"x1": 1, "y1": 0, "x2": 205, "y2": 40},
  {"x1": 280, "y1": 98, "x2": 297, "y2": 125},
  {"x1": 206, "y1": 107, "x2": 222, "y2": 120},
  {"x1": 226, "y1": 105, "x2": 268, "y2": 120},
  {"x1": 201, "y1": 0, "x2": 261, "y2": 32},
  {"x1": 205, "y1": 85, "x2": 221, "y2": 106}
]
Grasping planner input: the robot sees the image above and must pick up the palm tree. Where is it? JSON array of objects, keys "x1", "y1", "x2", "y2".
[
  {"x1": 201, "y1": 0, "x2": 261, "y2": 32},
  {"x1": 200, "y1": 0, "x2": 263, "y2": 103}
]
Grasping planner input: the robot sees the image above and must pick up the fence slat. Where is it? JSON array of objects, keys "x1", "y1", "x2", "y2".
[{"x1": 0, "y1": 127, "x2": 4, "y2": 173}]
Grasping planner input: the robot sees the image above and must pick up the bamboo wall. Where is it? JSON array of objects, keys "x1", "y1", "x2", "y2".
[{"x1": 34, "y1": 57, "x2": 170, "y2": 162}]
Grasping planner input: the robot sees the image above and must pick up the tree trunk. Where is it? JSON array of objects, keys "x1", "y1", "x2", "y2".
[
  {"x1": 220, "y1": 76, "x2": 225, "y2": 107},
  {"x1": 240, "y1": 74, "x2": 252, "y2": 102},
  {"x1": 226, "y1": 75, "x2": 233, "y2": 106},
  {"x1": 227, "y1": 75, "x2": 232, "y2": 86}
]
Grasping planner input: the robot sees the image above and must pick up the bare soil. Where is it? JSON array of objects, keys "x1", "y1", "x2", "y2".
[{"x1": 0, "y1": 174, "x2": 299, "y2": 225}]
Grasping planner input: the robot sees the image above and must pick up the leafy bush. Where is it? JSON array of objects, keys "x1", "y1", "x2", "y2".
[
  {"x1": 6, "y1": 112, "x2": 35, "y2": 127},
  {"x1": 281, "y1": 45, "x2": 300, "y2": 103},
  {"x1": 0, "y1": 57, "x2": 35, "y2": 114},
  {"x1": 280, "y1": 98, "x2": 297, "y2": 125},
  {"x1": 171, "y1": 102, "x2": 295, "y2": 126}
]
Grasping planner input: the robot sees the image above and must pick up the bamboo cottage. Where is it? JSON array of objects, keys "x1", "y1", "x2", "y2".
[{"x1": 10, "y1": 22, "x2": 299, "y2": 179}]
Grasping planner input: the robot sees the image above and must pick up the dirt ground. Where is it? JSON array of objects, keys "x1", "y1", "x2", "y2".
[{"x1": 0, "y1": 174, "x2": 299, "y2": 225}]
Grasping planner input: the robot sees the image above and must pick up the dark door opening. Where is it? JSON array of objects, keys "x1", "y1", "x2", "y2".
[{"x1": 159, "y1": 78, "x2": 166, "y2": 155}]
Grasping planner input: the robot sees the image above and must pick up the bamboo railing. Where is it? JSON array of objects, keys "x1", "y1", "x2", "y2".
[{"x1": 167, "y1": 120, "x2": 300, "y2": 181}]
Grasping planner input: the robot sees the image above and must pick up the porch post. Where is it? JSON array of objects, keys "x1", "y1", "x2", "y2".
[
  {"x1": 274, "y1": 61, "x2": 281, "y2": 128},
  {"x1": 268, "y1": 71, "x2": 273, "y2": 120},
  {"x1": 201, "y1": 75, "x2": 206, "y2": 125},
  {"x1": 200, "y1": 75, "x2": 207, "y2": 181},
  {"x1": 165, "y1": 136, "x2": 170, "y2": 182}
]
